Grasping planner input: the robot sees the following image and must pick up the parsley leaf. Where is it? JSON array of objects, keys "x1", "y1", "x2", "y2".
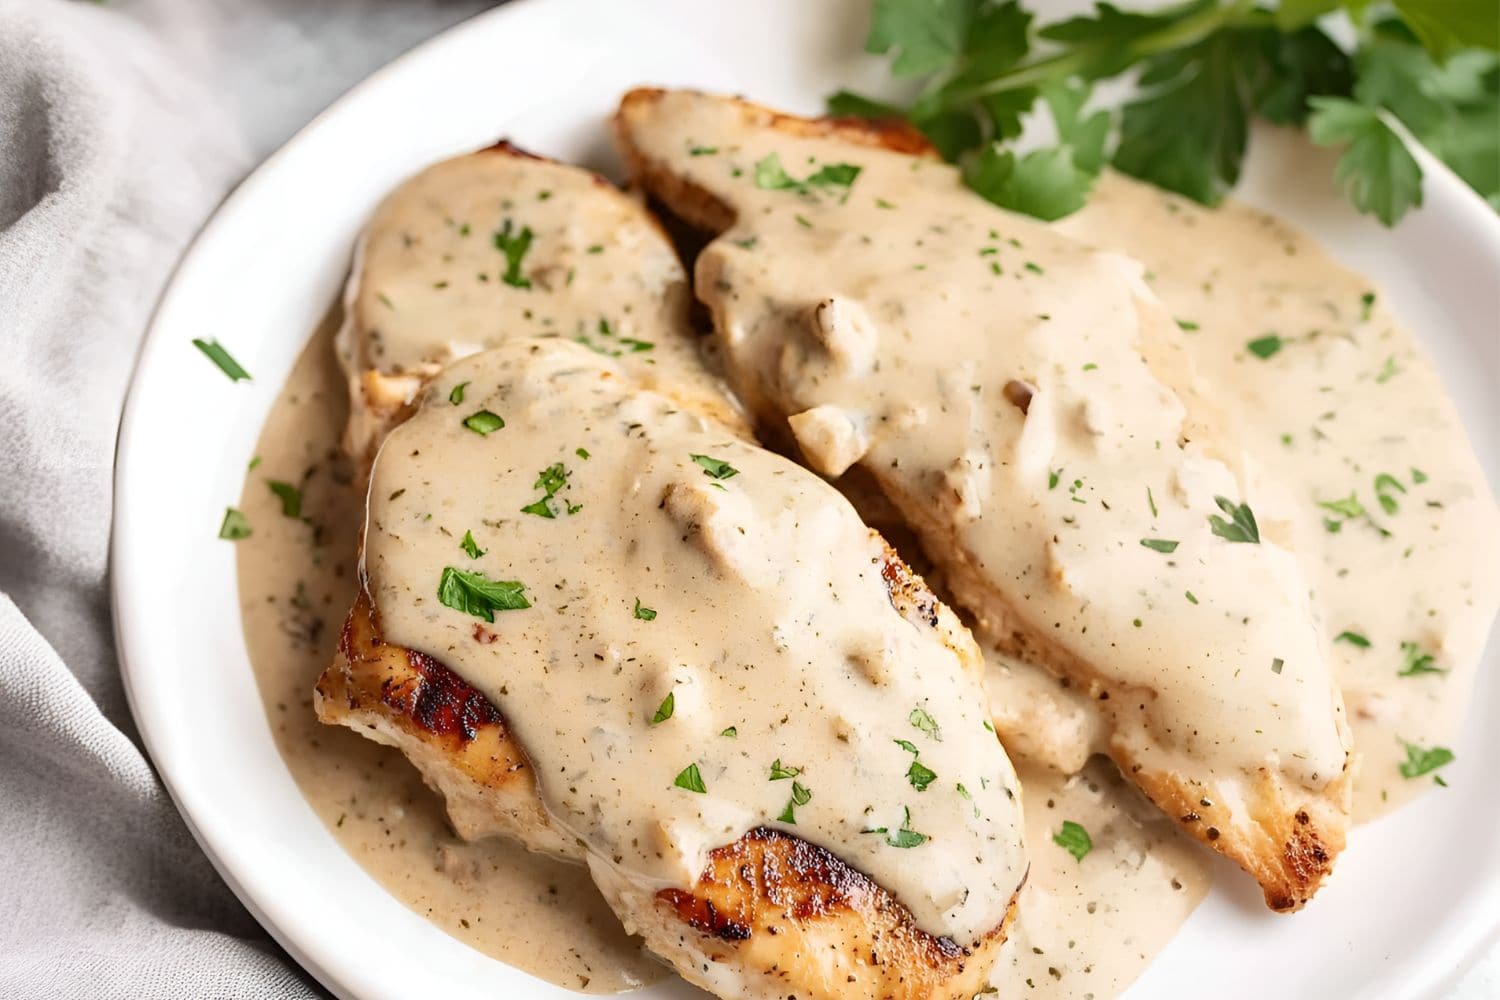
[
  {"x1": 266, "y1": 481, "x2": 302, "y2": 519},
  {"x1": 464, "y1": 410, "x2": 505, "y2": 435},
  {"x1": 906, "y1": 759, "x2": 938, "y2": 791},
  {"x1": 777, "y1": 781, "x2": 813, "y2": 824},
  {"x1": 673, "y1": 763, "x2": 707, "y2": 794},
  {"x1": 1308, "y1": 97, "x2": 1424, "y2": 226},
  {"x1": 650, "y1": 692, "x2": 675, "y2": 725},
  {"x1": 218, "y1": 507, "x2": 251, "y2": 541},
  {"x1": 753, "y1": 153, "x2": 863, "y2": 196},
  {"x1": 1053, "y1": 819, "x2": 1093, "y2": 862},
  {"x1": 493, "y1": 219, "x2": 534, "y2": 289},
  {"x1": 633, "y1": 598, "x2": 657, "y2": 621},
  {"x1": 1335, "y1": 630, "x2": 1371, "y2": 648},
  {"x1": 1398, "y1": 740, "x2": 1454, "y2": 779},
  {"x1": 909, "y1": 706, "x2": 942, "y2": 741},
  {"x1": 865, "y1": 0, "x2": 975, "y2": 77},
  {"x1": 865, "y1": 805, "x2": 928, "y2": 848},
  {"x1": 1140, "y1": 538, "x2": 1179, "y2": 553},
  {"x1": 691, "y1": 454, "x2": 739, "y2": 480},
  {"x1": 1208, "y1": 496, "x2": 1260, "y2": 544},
  {"x1": 437, "y1": 567, "x2": 530, "y2": 621},
  {"x1": 1246, "y1": 334, "x2": 1285, "y2": 359},
  {"x1": 769, "y1": 759, "x2": 802, "y2": 780},
  {"x1": 449, "y1": 381, "x2": 469, "y2": 405},
  {"x1": 460, "y1": 530, "x2": 485, "y2": 559},
  {"x1": 193, "y1": 339, "x2": 252, "y2": 382},
  {"x1": 965, "y1": 143, "x2": 1095, "y2": 221},
  {"x1": 1398, "y1": 640, "x2": 1444, "y2": 676}
]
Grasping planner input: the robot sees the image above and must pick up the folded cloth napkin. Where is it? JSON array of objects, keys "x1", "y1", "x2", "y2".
[{"x1": 0, "y1": 1, "x2": 487, "y2": 995}]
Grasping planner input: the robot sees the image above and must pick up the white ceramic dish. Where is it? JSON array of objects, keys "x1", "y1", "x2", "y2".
[{"x1": 111, "y1": 0, "x2": 1500, "y2": 997}]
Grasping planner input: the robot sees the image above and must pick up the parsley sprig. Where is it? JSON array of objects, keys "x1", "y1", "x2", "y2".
[{"x1": 835, "y1": 0, "x2": 1498, "y2": 224}]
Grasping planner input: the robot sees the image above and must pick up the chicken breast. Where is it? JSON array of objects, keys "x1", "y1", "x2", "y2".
[
  {"x1": 335, "y1": 141, "x2": 742, "y2": 464},
  {"x1": 614, "y1": 88, "x2": 1352, "y2": 911},
  {"x1": 317, "y1": 338, "x2": 1026, "y2": 999}
]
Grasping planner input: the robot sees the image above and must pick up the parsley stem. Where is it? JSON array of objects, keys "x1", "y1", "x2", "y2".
[{"x1": 930, "y1": 0, "x2": 1261, "y2": 112}]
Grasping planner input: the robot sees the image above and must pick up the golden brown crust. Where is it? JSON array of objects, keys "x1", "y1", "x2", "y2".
[
  {"x1": 614, "y1": 86, "x2": 1351, "y2": 912},
  {"x1": 615, "y1": 87, "x2": 937, "y2": 236},
  {"x1": 317, "y1": 572, "x2": 1015, "y2": 994},
  {"x1": 651, "y1": 827, "x2": 1015, "y2": 1000}
]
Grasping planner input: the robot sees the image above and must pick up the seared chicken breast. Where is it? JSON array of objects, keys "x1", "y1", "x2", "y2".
[
  {"x1": 317, "y1": 338, "x2": 1026, "y2": 999},
  {"x1": 335, "y1": 141, "x2": 742, "y2": 463},
  {"x1": 614, "y1": 88, "x2": 1352, "y2": 911}
]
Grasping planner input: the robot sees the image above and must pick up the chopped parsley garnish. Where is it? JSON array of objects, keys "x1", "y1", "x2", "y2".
[
  {"x1": 691, "y1": 454, "x2": 739, "y2": 481},
  {"x1": 777, "y1": 781, "x2": 812, "y2": 824},
  {"x1": 1146, "y1": 486, "x2": 1158, "y2": 517},
  {"x1": 753, "y1": 152, "x2": 863, "y2": 197},
  {"x1": 650, "y1": 692, "x2": 675, "y2": 725},
  {"x1": 576, "y1": 447, "x2": 591, "y2": 460},
  {"x1": 1319, "y1": 493, "x2": 1365, "y2": 519},
  {"x1": 1048, "y1": 468, "x2": 1061, "y2": 490},
  {"x1": 1360, "y1": 291, "x2": 1376, "y2": 321},
  {"x1": 720, "y1": 726, "x2": 737, "y2": 738},
  {"x1": 437, "y1": 567, "x2": 530, "y2": 621},
  {"x1": 673, "y1": 763, "x2": 707, "y2": 793},
  {"x1": 1375, "y1": 355, "x2": 1400, "y2": 383},
  {"x1": 1335, "y1": 630, "x2": 1371, "y2": 648},
  {"x1": 893, "y1": 738, "x2": 919, "y2": 754},
  {"x1": 460, "y1": 530, "x2": 485, "y2": 559},
  {"x1": 866, "y1": 806, "x2": 927, "y2": 849},
  {"x1": 633, "y1": 598, "x2": 657, "y2": 621},
  {"x1": 521, "y1": 462, "x2": 577, "y2": 518},
  {"x1": 1208, "y1": 496, "x2": 1259, "y2": 544},
  {"x1": 1246, "y1": 334, "x2": 1284, "y2": 359},
  {"x1": 1185, "y1": 590, "x2": 1199, "y2": 604},
  {"x1": 449, "y1": 381, "x2": 469, "y2": 405},
  {"x1": 1397, "y1": 641, "x2": 1443, "y2": 677},
  {"x1": 493, "y1": 219, "x2": 534, "y2": 288},
  {"x1": 192, "y1": 339, "x2": 251, "y2": 382},
  {"x1": 906, "y1": 759, "x2": 937, "y2": 791},
  {"x1": 909, "y1": 706, "x2": 941, "y2": 741},
  {"x1": 769, "y1": 759, "x2": 802, "y2": 780},
  {"x1": 1053, "y1": 820, "x2": 1092, "y2": 862},
  {"x1": 1374, "y1": 472, "x2": 1406, "y2": 515},
  {"x1": 1140, "y1": 538, "x2": 1178, "y2": 553},
  {"x1": 1411, "y1": 468, "x2": 1428, "y2": 484},
  {"x1": 218, "y1": 507, "x2": 251, "y2": 541},
  {"x1": 1398, "y1": 741, "x2": 1454, "y2": 780},
  {"x1": 247, "y1": 456, "x2": 261, "y2": 471},
  {"x1": 266, "y1": 481, "x2": 302, "y2": 519},
  {"x1": 1176, "y1": 318, "x2": 1200, "y2": 331},
  {"x1": 463, "y1": 410, "x2": 505, "y2": 435},
  {"x1": 689, "y1": 145, "x2": 719, "y2": 156}
]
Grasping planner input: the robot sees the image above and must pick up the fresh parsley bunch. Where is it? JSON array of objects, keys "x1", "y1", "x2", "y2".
[{"x1": 831, "y1": 0, "x2": 1499, "y2": 224}]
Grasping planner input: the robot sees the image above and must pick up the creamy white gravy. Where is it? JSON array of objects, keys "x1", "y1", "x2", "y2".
[
  {"x1": 338, "y1": 147, "x2": 741, "y2": 458},
  {"x1": 1060, "y1": 150, "x2": 1500, "y2": 818},
  {"x1": 238, "y1": 313, "x2": 665, "y2": 992},
  {"x1": 238, "y1": 125, "x2": 1498, "y2": 999},
  {"x1": 624, "y1": 93, "x2": 1350, "y2": 826},
  {"x1": 363, "y1": 337, "x2": 1025, "y2": 945}
]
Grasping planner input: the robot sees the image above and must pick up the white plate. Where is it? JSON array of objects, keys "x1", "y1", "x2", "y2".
[{"x1": 112, "y1": 1, "x2": 1500, "y2": 997}]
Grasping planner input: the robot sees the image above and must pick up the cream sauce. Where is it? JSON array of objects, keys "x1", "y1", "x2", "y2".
[
  {"x1": 623, "y1": 93, "x2": 1350, "y2": 810},
  {"x1": 1060, "y1": 153, "x2": 1500, "y2": 818},
  {"x1": 236, "y1": 123, "x2": 1499, "y2": 1000},
  {"x1": 237, "y1": 313, "x2": 665, "y2": 993},
  {"x1": 995, "y1": 760, "x2": 1210, "y2": 999},
  {"x1": 362, "y1": 337, "x2": 1026, "y2": 945},
  {"x1": 338, "y1": 147, "x2": 740, "y2": 458}
]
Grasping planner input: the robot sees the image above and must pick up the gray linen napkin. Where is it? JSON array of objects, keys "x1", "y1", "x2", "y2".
[{"x1": 0, "y1": 1, "x2": 486, "y2": 995}]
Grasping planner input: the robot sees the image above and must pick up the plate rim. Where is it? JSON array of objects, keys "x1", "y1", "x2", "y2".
[{"x1": 109, "y1": 2, "x2": 1500, "y2": 998}]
